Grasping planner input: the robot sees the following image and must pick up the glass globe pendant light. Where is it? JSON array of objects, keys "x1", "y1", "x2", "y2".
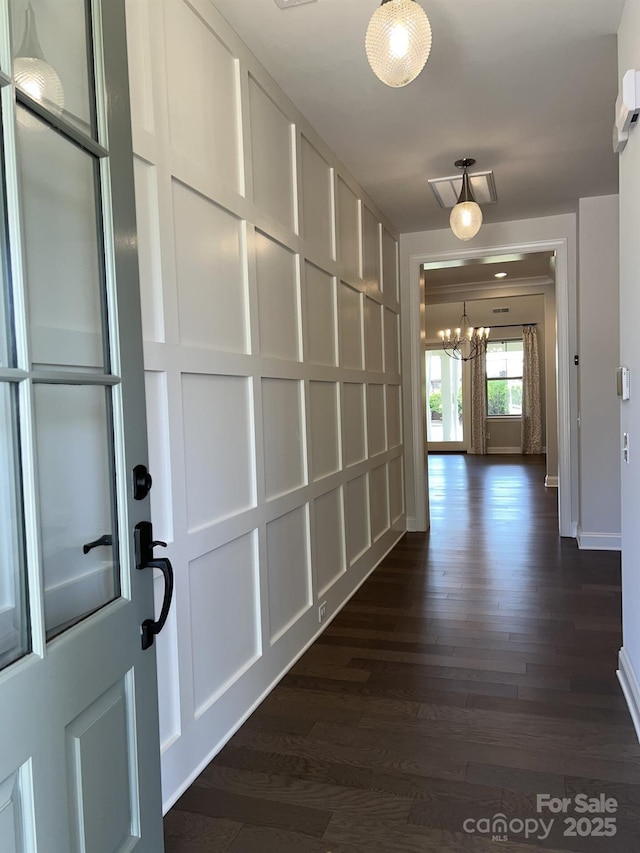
[
  {"x1": 13, "y1": 3, "x2": 64, "y2": 127},
  {"x1": 365, "y1": 0, "x2": 433, "y2": 88},
  {"x1": 449, "y1": 158, "x2": 483, "y2": 241}
]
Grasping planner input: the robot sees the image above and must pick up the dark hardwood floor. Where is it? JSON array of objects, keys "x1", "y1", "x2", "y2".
[{"x1": 164, "y1": 454, "x2": 640, "y2": 852}]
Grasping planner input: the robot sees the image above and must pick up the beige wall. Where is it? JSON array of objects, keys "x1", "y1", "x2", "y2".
[{"x1": 577, "y1": 195, "x2": 621, "y2": 549}]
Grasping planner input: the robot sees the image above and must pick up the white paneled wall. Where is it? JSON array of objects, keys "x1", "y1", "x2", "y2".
[{"x1": 125, "y1": 0, "x2": 404, "y2": 809}]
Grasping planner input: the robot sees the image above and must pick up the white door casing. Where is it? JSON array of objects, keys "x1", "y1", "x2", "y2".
[
  {"x1": 404, "y1": 238, "x2": 573, "y2": 536},
  {"x1": 0, "y1": 1, "x2": 164, "y2": 850}
]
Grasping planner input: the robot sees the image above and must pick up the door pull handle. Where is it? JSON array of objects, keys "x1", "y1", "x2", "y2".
[
  {"x1": 140, "y1": 557, "x2": 174, "y2": 651},
  {"x1": 134, "y1": 521, "x2": 174, "y2": 650}
]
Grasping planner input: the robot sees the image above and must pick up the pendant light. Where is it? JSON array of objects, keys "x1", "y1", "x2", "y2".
[
  {"x1": 365, "y1": 0, "x2": 432, "y2": 88},
  {"x1": 449, "y1": 158, "x2": 483, "y2": 241},
  {"x1": 13, "y1": 3, "x2": 64, "y2": 125}
]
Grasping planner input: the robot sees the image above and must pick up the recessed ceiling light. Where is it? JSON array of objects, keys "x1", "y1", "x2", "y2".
[
  {"x1": 273, "y1": 0, "x2": 316, "y2": 7},
  {"x1": 495, "y1": 272, "x2": 508, "y2": 279}
]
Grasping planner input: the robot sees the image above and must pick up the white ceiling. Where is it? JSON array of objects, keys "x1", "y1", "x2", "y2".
[{"x1": 210, "y1": 0, "x2": 624, "y2": 233}]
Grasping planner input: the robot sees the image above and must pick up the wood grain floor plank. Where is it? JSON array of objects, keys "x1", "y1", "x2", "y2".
[
  {"x1": 194, "y1": 765, "x2": 414, "y2": 819},
  {"x1": 227, "y1": 826, "x2": 368, "y2": 853},
  {"x1": 230, "y1": 725, "x2": 469, "y2": 782},
  {"x1": 323, "y1": 813, "x2": 572, "y2": 853},
  {"x1": 174, "y1": 785, "x2": 331, "y2": 837},
  {"x1": 467, "y1": 693, "x2": 633, "y2": 727},
  {"x1": 351, "y1": 657, "x2": 568, "y2": 689},
  {"x1": 466, "y1": 761, "x2": 566, "y2": 796},
  {"x1": 164, "y1": 813, "x2": 242, "y2": 853}
]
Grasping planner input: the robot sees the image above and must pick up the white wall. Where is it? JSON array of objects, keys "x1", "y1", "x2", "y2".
[
  {"x1": 125, "y1": 0, "x2": 404, "y2": 810},
  {"x1": 577, "y1": 195, "x2": 621, "y2": 550},
  {"x1": 400, "y1": 215, "x2": 577, "y2": 533},
  {"x1": 617, "y1": 0, "x2": 640, "y2": 739}
]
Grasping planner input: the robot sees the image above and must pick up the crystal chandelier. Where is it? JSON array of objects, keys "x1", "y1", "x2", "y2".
[
  {"x1": 438, "y1": 302, "x2": 490, "y2": 361},
  {"x1": 365, "y1": 0, "x2": 432, "y2": 88},
  {"x1": 450, "y1": 158, "x2": 483, "y2": 241}
]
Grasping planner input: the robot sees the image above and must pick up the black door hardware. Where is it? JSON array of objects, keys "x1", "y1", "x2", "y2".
[
  {"x1": 134, "y1": 521, "x2": 174, "y2": 650},
  {"x1": 133, "y1": 464, "x2": 152, "y2": 501},
  {"x1": 82, "y1": 534, "x2": 113, "y2": 554}
]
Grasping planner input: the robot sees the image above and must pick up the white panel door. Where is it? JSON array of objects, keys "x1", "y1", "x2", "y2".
[{"x1": 0, "y1": 1, "x2": 164, "y2": 850}]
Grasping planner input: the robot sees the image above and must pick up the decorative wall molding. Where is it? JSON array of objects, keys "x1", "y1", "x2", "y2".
[{"x1": 127, "y1": 0, "x2": 405, "y2": 812}]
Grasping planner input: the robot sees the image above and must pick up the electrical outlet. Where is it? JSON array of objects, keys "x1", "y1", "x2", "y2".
[
  {"x1": 318, "y1": 601, "x2": 327, "y2": 623},
  {"x1": 624, "y1": 432, "x2": 630, "y2": 464}
]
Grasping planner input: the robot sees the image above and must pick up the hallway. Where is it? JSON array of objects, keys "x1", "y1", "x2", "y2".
[{"x1": 164, "y1": 455, "x2": 640, "y2": 851}]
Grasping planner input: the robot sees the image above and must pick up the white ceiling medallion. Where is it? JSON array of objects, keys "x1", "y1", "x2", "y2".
[{"x1": 273, "y1": 0, "x2": 317, "y2": 8}]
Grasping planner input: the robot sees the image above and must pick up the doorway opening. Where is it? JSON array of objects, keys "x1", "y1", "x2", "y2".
[{"x1": 405, "y1": 236, "x2": 573, "y2": 537}]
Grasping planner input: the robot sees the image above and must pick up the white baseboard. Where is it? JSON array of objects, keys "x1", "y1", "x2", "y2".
[
  {"x1": 545, "y1": 475, "x2": 559, "y2": 488},
  {"x1": 577, "y1": 528, "x2": 621, "y2": 551},
  {"x1": 406, "y1": 515, "x2": 417, "y2": 532},
  {"x1": 618, "y1": 648, "x2": 640, "y2": 743},
  {"x1": 486, "y1": 446, "x2": 521, "y2": 455}
]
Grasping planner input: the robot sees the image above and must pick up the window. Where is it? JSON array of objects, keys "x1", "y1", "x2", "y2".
[{"x1": 486, "y1": 340, "x2": 523, "y2": 416}]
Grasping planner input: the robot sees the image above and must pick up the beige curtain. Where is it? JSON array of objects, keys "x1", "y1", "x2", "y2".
[
  {"x1": 521, "y1": 326, "x2": 543, "y2": 454},
  {"x1": 469, "y1": 350, "x2": 487, "y2": 454}
]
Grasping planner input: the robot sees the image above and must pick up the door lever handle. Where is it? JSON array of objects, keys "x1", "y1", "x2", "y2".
[{"x1": 82, "y1": 534, "x2": 113, "y2": 554}]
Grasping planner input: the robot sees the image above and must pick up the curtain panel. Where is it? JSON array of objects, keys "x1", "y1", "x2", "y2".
[
  {"x1": 470, "y1": 350, "x2": 487, "y2": 455},
  {"x1": 521, "y1": 325, "x2": 543, "y2": 453}
]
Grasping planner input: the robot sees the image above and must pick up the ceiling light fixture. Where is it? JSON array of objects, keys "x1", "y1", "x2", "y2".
[
  {"x1": 495, "y1": 272, "x2": 508, "y2": 279},
  {"x1": 438, "y1": 302, "x2": 490, "y2": 362},
  {"x1": 449, "y1": 158, "x2": 483, "y2": 241},
  {"x1": 13, "y1": 3, "x2": 64, "y2": 125},
  {"x1": 365, "y1": 0, "x2": 432, "y2": 88}
]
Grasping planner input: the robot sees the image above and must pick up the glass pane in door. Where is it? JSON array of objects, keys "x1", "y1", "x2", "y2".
[
  {"x1": 0, "y1": 383, "x2": 29, "y2": 670},
  {"x1": 16, "y1": 106, "x2": 106, "y2": 372},
  {"x1": 33, "y1": 383, "x2": 119, "y2": 638},
  {"x1": 426, "y1": 350, "x2": 463, "y2": 443},
  {"x1": 10, "y1": 0, "x2": 96, "y2": 137}
]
